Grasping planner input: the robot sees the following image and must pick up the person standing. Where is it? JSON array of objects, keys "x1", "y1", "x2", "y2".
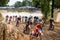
[
  {"x1": 19, "y1": 16, "x2": 21, "y2": 22},
  {"x1": 16, "y1": 17, "x2": 21, "y2": 27},
  {"x1": 15, "y1": 16, "x2": 17, "y2": 21},
  {"x1": 22, "y1": 16, "x2": 24, "y2": 23},
  {"x1": 6, "y1": 15, "x2": 9, "y2": 22},
  {"x1": 13, "y1": 16, "x2": 15, "y2": 21},
  {"x1": 25, "y1": 16, "x2": 28, "y2": 23},
  {"x1": 8, "y1": 16, "x2": 12, "y2": 24}
]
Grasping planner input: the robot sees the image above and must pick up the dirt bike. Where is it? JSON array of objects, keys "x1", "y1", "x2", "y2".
[
  {"x1": 49, "y1": 23, "x2": 54, "y2": 30},
  {"x1": 16, "y1": 22, "x2": 19, "y2": 27},
  {"x1": 50, "y1": 25, "x2": 54, "y2": 30},
  {"x1": 23, "y1": 26, "x2": 30, "y2": 34},
  {"x1": 16, "y1": 20, "x2": 20, "y2": 27},
  {"x1": 30, "y1": 30, "x2": 42, "y2": 40}
]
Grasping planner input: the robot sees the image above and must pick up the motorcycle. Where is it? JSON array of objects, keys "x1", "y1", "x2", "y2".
[
  {"x1": 23, "y1": 25, "x2": 30, "y2": 34},
  {"x1": 30, "y1": 30, "x2": 42, "y2": 40}
]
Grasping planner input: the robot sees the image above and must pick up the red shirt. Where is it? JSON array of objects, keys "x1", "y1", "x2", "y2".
[
  {"x1": 10, "y1": 16, "x2": 12, "y2": 18},
  {"x1": 33, "y1": 24, "x2": 41, "y2": 34}
]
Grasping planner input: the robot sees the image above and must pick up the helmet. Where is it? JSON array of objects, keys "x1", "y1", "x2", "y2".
[{"x1": 36, "y1": 24, "x2": 40, "y2": 28}]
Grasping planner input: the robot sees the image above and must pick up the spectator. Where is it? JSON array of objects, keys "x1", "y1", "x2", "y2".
[
  {"x1": 25, "y1": 16, "x2": 28, "y2": 23},
  {"x1": 6, "y1": 15, "x2": 9, "y2": 22},
  {"x1": 8, "y1": 16, "x2": 12, "y2": 24},
  {"x1": 16, "y1": 17, "x2": 21, "y2": 27}
]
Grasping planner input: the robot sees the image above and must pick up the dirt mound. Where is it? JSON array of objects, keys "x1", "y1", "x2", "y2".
[
  {"x1": 0, "y1": 13, "x2": 4, "y2": 21},
  {"x1": 0, "y1": 21, "x2": 60, "y2": 40},
  {"x1": 0, "y1": 22, "x2": 7, "y2": 40}
]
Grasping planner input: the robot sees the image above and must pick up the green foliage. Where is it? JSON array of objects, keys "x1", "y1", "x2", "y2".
[
  {"x1": 14, "y1": 1, "x2": 22, "y2": 8},
  {"x1": 14, "y1": 1, "x2": 33, "y2": 7},
  {"x1": 27, "y1": 1, "x2": 32, "y2": 6},
  {"x1": 22, "y1": 1, "x2": 26, "y2": 6},
  {"x1": 32, "y1": 0, "x2": 50, "y2": 20},
  {"x1": 0, "y1": 0, "x2": 9, "y2": 6},
  {"x1": 40, "y1": 0, "x2": 50, "y2": 20},
  {"x1": 54, "y1": 0, "x2": 60, "y2": 8},
  {"x1": 22, "y1": 0, "x2": 32, "y2": 6},
  {"x1": 32, "y1": 0, "x2": 41, "y2": 8}
]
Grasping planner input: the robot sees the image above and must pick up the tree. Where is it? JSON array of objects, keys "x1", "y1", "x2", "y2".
[
  {"x1": 32, "y1": 0, "x2": 41, "y2": 8},
  {"x1": 40, "y1": 0, "x2": 50, "y2": 20},
  {"x1": 27, "y1": 1, "x2": 32, "y2": 6},
  {"x1": 32, "y1": 0, "x2": 50, "y2": 20},
  {"x1": 0, "y1": 0, "x2": 9, "y2": 6},
  {"x1": 22, "y1": 1, "x2": 27, "y2": 6},
  {"x1": 22, "y1": 0, "x2": 32, "y2": 6},
  {"x1": 54, "y1": 0, "x2": 60, "y2": 8},
  {"x1": 14, "y1": 1, "x2": 22, "y2": 8}
]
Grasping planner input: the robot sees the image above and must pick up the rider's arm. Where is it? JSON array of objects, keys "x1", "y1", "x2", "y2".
[{"x1": 28, "y1": 25, "x2": 31, "y2": 29}]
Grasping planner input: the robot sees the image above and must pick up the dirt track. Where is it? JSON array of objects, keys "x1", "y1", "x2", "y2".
[
  {"x1": 0, "y1": 21, "x2": 60, "y2": 40},
  {"x1": 5, "y1": 21, "x2": 60, "y2": 40}
]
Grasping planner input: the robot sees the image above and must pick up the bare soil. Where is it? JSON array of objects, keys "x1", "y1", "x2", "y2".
[{"x1": 0, "y1": 21, "x2": 60, "y2": 40}]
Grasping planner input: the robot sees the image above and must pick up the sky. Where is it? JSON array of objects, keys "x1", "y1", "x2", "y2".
[{"x1": 7, "y1": 0, "x2": 23, "y2": 6}]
